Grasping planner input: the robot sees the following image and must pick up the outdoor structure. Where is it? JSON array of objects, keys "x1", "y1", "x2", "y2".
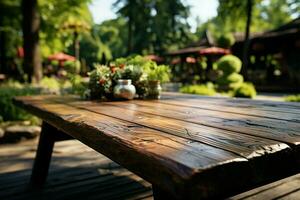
[
  {"x1": 165, "y1": 31, "x2": 230, "y2": 83},
  {"x1": 166, "y1": 18, "x2": 300, "y2": 91},
  {"x1": 232, "y1": 17, "x2": 300, "y2": 92}
]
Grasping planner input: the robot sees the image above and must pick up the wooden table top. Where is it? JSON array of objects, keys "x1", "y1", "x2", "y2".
[{"x1": 14, "y1": 93, "x2": 300, "y2": 199}]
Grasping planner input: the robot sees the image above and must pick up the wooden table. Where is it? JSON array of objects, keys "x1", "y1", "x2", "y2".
[{"x1": 14, "y1": 93, "x2": 300, "y2": 200}]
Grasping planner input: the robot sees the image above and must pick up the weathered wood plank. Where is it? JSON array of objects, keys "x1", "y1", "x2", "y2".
[
  {"x1": 159, "y1": 98, "x2": 300, "y2": 123},
  {"x1": 60, "y1": 99, "x2": 291, "y2": 159},
  {"x1": 102, "y1": 100, "x2": 300, "y2": 145},
  {"x1": 163, "y1": 92, "x2": 300, "y2": 114}
]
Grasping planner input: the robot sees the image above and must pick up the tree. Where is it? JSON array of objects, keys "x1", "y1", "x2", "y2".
[
  {"x1": 39, "y1": 0, "x2": 92, "y2": 59},
  {"x1": 214, "y1": 0, "x2": 299, "y2": 33},
  {"x1": 113, "y1": 0, "x2": 194, "y2": 55},
  {"x1": 0, "y1": 0, "x2": 22, "y2": 74},
  {"x1": 21, "y1": 0, "x2": 42, "y2": 83},
  {"x1": 242, "y1": 0, "x2": 253, "y2": 78},
  {"x1": 93, "y1": 17, "x2": 128, "y2": 58}
]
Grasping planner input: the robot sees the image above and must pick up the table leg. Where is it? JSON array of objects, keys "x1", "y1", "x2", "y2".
[{"x1": 30, "y1": 121, "x2": 71, "y2": 188}]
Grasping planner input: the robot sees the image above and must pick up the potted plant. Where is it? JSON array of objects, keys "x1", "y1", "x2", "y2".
[
  {"x1": 87, "y1": 64, "x2": 112, "y2": 100},
  {"x1": 146, "y1": 65, "x2": 170, "y2": 99},
  {"x1": 111, "y1": 64, "x2": 144, "y2": 100}
]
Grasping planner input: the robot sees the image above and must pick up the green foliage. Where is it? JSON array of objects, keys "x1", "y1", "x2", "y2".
[
  {"x1": 217, "y1": 33, "x2": 235, "y2": 48},
  {"x1": 88, "y1": 65, "x2": 112, "y2": 100},
  {"x1": 285, "y1": 94, "x2": 300, "y2": 102},
  {"x1": 147, "y1": 65, "x2": 171, "y2": 83},
  {"x1": 180, "y1": 83, "x2": 216, "y2": 96},
  {"x1": 84, "y1": 55, "x2": 171, "y2": 99},
  {"x1": 216, "y1": 55, "x2": 242, "y2": 74},
  {"x1": 114, "y1": 0, "x2": 194, "y2": 54},
  {"x1": 40, "y1": 76, "x2": 61, "y2": 91},
  {"x1": 93, "y1": 18, "x2": 128, "y2": 59},
  {"x1": 194, "y1": 0, "x2": 300, "y2": 38},
  {"x1": 115, "y1": 55, "x2": 171, "y2": 83},
  {"x1": 68, "y1": 74, "x2": 87, "y2": 97},
  {"x1": 232, "y1": 82, "x2": 257, "y2": 98},
  {"x1": 217, "y1": 73, "x2": 244, "y2": 86},
  {"x1": 39, "y1": 0, "x2": 92, "y2": 58},
  {"x1": 0, "y1": 81, "x2": 40, "y2": 123},
  {"x1": 64, "y1": 60, "x2": 81, "y2": 74}
]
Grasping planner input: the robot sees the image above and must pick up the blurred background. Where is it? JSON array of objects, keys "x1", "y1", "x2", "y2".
[{"x1": 0, "y1": 0, "x2": 300, "y2": 127}]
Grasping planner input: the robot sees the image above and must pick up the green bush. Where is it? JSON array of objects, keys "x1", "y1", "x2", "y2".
[
  {"x1": 217, "y1": 33, "x2": 235, "y2": 48},
  {"x1": 216, "y1": 55, "x2": 242, "y2": 75},
  {"x1": 217, "y1": 73, "x2": 243, "y2": 86},
  {"x1": 0, "y1": 77, "x2": 75, "y2": 123},
  {"x1": 40, "y1": 76, "x2": 61, "y2": 91},
  {"x1": 64, "y1": 60, "x2": 81, "y2": 74},
  {"x1": 0, "y1": 84, "x2": 41, "y2": 123},
  {"x1": 232, "y1": 82, "x2": 257, "y2": 98},
  {"x1": 285, "y1": 94, "x2": 300, "y2": 102},
  {"x1": 180, "y1": 83, "x2": 216, "y2": 96}
]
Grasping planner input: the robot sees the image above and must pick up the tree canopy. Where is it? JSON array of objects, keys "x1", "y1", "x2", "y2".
[{"x1": 1, "y1": 0, "x2": 299, "y2": 79}]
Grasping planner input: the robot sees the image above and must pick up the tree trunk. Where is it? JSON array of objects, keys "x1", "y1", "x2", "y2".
[
  {"x1": 74, "y1": 31, "x2": 80, "y2": 61},
  {"x1": 21, "y1": 0, "x2": 42, "y2": 83},
  {"x1": 241, "y1": 0, "x2": 253, "y2": 80},
  {"x1": 0, "y1": 15, "x2": 6, "y2": 74},
  {"x1": 127, "y1": 14, "x2": 133, "y2": 55}
]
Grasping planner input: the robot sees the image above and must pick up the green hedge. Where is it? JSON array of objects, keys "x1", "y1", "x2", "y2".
[
  {"x1": 232, "y1": 82, "x2": 256, "y2": 98},
  {"x1": 180, "y1": 83, "x2": 216, "y2": 96},
  {"x1": 0, "y1": 85, "x2": 41, "y2": 123},
  {"x1": 0, "y1": 77, "x2": 72, "y2": 123},
  {"x1": 285, "y1": 94, "x2": 300, "y2": 102}
]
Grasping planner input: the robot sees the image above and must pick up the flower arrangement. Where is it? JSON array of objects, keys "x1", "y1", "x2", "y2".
[{"x1": 81, "y1": 55, "x2": 171, "y2": 100}]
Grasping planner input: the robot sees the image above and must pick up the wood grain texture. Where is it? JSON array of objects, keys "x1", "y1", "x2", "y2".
[
  {"x1": 13, "y1": 95, "x2": 300, "y2": 199},
  {"x1": 59, "y1": 99, "x2": 290, "y2": 159},
  {"x1": 103, "y1": 100, "x2": 300, "y2": 145},
  {"x1": 163, "y1": 92, "x2": 300, "y2": 115}
]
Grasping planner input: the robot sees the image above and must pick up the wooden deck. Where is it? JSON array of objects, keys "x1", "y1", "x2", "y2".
[{"x1": 1, "y1": 139, "x2": 300, "y2": 200}]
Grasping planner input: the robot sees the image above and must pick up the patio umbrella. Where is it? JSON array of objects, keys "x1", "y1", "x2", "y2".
[
  {"x1": 48, "y1": 53, "x2": 76, "y2": 61},
  {"x1": 199, "y1": 47, "x2": 231, "y2": 55}
]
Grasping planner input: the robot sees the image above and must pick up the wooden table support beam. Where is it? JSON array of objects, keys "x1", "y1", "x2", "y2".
[{"x1": 30, "y1": 122, "x2": 72, "y2": 188}]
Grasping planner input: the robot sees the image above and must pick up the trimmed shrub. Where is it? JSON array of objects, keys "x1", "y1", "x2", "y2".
[
  {"x1": 217, "y1": 34, "x2": 235, "y2": 48},
  {"x1": 217, "y1": 73, "x2": 243, "y2": 86},
  {"x1": 180, "y1": 83, "x2": 216, "y2": 96},
  {"x1": 285, "y1": 94, "x2": 300, "y2": 102},
  {"x1": 216, "y1": 55, "x2": 242, "y2": 75},
  {"x1": 233, "y1": 82, "x2": 257, "y2": 98}
]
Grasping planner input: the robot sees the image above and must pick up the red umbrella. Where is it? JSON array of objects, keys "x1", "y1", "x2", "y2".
[
  {"x1": 199, "y1": 47, "x2": 231, "y2": 55},
  {"x1": 48, "y1": 52, "x2": 76, "y2": 61}
]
